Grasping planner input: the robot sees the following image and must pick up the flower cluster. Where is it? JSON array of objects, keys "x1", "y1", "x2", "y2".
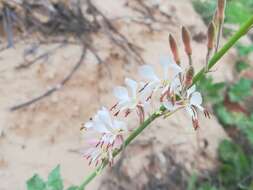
[{"x1": 82, "y1": 27, "x2": 210, "y2": 166}]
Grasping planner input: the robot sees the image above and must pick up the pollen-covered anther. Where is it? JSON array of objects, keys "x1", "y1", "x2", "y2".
[
  {"x1": 110, "y1": 102, "x2": 118, "y2": 111},
  {"x1": 139, "y1": 82, "x2": 149, "y2": 93},
  {"x1": 114, "y1": 110, "x2": 120, "y2": 117}
]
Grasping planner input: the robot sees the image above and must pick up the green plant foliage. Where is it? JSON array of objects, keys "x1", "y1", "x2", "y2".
[
  {"x1": 228, "y1": 78, "x2": 252, "y2": 103},
  {"x1": 27, "y1": 175, "x2": 46, "y2": 190},
  {"x1": 26, "y1": 165, "x2": 78, "y2": 190},
  {"x1": 192, "y1": 0, "x2": 216, "y2": 24},
  {"x1": 236, "y1": 44, "x2": 253, "y2": 56},
  {"x1": 218, "y1": 140, "x2": 251, "y2": 189},
  {"x1": 193, "y1": 0, "x2": 253, "y2": 25},
  {"x1": 66, "y1": 186, "x2": 79, "y2": 190},
  {"x1": 214, "y1": 105, "x2": 235, "y2": 126},
  {"x1": 235, "y1": 60, "x2": 250, "y2": 73},
  {"x1": 187, "y1": 173, "x2": 198, "y2": 190},
  {"x1": 191, "y1": 1, "x2": 253, "y2": 190},
  {"x1": 196, "y1": 76, "x2": 225, "y2": 104},
  {"x1": 47, "y1": 165, "x2": 63, "y2": 190},
  {"x1": 215, "y1": 104, "x2": 253, "y2": 144},
  {"x1": 225, "y1": 0, "x2": 253, "y2": 24},
  {"x1": 197, "y1": 183, "x2": 219, "y2": 190}
]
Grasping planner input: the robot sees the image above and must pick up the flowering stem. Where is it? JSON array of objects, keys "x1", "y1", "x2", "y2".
[
  {"x1": 78, "y1": 15, "x2": 253, "y2": 190},
  {"x1": 79, "y1": 107, "x2": 166, "y2": 190},
  {"x1": 193, "y1": 15, "x2": 253, "y2": 84}
]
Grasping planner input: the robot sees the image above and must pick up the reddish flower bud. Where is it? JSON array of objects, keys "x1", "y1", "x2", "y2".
[
  {"x1": 207, "y1": 22, "x2": 215, "y2": 50},
  {"x1": 169, "y1": 34, "x2": 180, "y2": 65},
  {"x1": 217, "y1": 0, "x2": 226, "y2": 21},
  {"x1": 185, "y1": 66, "x2": 194, "y2": 87},
  {"x1": 182, "y1": 26, "x2": 192, "y2": 56},
  {"x1": 213, "y1": 9, "x2": 219, "y2": 26}
]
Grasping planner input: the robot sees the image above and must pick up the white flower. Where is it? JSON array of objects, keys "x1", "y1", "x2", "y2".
[
  {"x1": 83, "y1": 107, "x2": 128, "y2": 148},
  {"x1": 184, "y1": 85, "x2": 204, "y2": 129},
  {"x1": 113, "y1": 78, "x2": 151, "y2": 119},
  {"x1": 82, "y1": 107, "x2": 128, "y2": 165},
  {"x1": 169, "y1": 76, "x2": 182, "y2": 95},
  {"x1": 82, "y1": 140, "x2": 113, "y2": 166},
  {"x1": 138, "y1": 56, "x2": 182, "y2": 92}
]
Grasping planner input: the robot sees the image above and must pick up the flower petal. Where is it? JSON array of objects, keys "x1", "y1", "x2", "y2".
[
  {"x1": 97, "y1": 107, "x2": 113, "y2": 130},
  {"x1": 113, "y1": 120, "x2": 127, "y2": 131},
  {"x1": 139, "y1": 65, "x2": 159, "y2": 81},
  {"x1": 190, "y1": 92, "x2": 203, "y2": 106},
  {"x1": 170, "y1": 63, "x2": 183, "y2": 77},
  {"x1": 163, "y1": 101, "x2": 174, "y2": 111},
  {"x1": 160, "y1": 56, "x2": 171, "y2": 80},
  {"x1": 187, "y1": 85, "x2": 196, "y2": 98},
  {"x1": 185, "y1": 106, "x2": 195, "y2": 118},
  {"x1": 125, "y1": 78, "x2": 138, "y2": 97},
  {"x1": 170, "y1": 77, "x2": 182, "y2": 94},
  {"x1": 113, "y1": 86, "x2": 129, "y2": 101}
]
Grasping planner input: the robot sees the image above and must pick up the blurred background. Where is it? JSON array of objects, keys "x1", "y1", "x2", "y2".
[{"x1": 0, "y1": 0, "x2": 252, "y2": 189}]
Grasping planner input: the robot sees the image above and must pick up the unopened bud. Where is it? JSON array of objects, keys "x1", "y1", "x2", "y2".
[
  {"x1": 213, "y1": 10, "x2": 219, "y2": 26},
  {"x1": 185, "y1": 66, "x2": 194, "y2": 87},
  {"x1": 217, "y1": 0, "x2": 226, "y2": 21},
  {"x1": 169, "y1": 34, "x2": 180, "y2": 65},
  {"x1": 207, "y1": 22, "x2": 215, "y2": 50},
  {"x1": 182, "y1": 26, "x2": 192, "y2": 55}
]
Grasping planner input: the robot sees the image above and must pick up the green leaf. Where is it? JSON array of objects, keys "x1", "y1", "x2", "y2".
[
  {"x1": 187, "y1": 173, "x2": 197, "y2": 190},
  {"x1": 67, "y1": 186, "x2": 79, "y2": 190},
  {"x1": 218, "y1": 140, "x2": 251, "y2": 186},
  {"x1": 196, "y1": 76, "x2": 225, "y2": 104},
  {"x1": 225, "y1": 1, "x2": 252, "y2": 24},
  {"x1": 192, "y1": 0, "x2": 216, "y2": 24},
  {"x1": 236, "y1": 44, "x2": 253, "y2": 56},
  {"x1": 47, "y1": 165, "x2": 63, "y2": 190},
  {"x1": 27, "y1": 175, "x2": 46, "y2": 190},
  {"x1": 197, "y1": 183, "x2": 218, "y2": 190},
  {"x1": 235, "y1": 61, "x2": 250, "y2": 73},
  {"x1": 228, "y1": 78, "x2": 252, "y2": 103},
  {"x1": 214, "y1": 105, "x2": 235, "y2": 126}
]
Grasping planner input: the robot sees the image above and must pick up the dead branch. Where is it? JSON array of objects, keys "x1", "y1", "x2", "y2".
[
  {"x1": 10, "y1": 46, "x2": 87, "y2": 111},
  {"x1": 15, "y1": 43, "x2": 66, "y2": 70}
]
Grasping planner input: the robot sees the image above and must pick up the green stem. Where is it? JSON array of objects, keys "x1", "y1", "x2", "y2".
[
  {"x1": 193, "y1": 15, "x2": 253, "y2": 84},
  {"x1": 79, "y1": 15, "x2": 253, "y2": 190}
]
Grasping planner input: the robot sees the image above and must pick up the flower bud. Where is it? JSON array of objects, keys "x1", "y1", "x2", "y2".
[
  {"x1": 185, "y1": 66, "x2": 194, "y2": 87},
  {"x1": 182, "y1": 26, "x2": 192, "y2": 56},
  {"x1": 217, "y1": 0, "x2": 226, "y2": 21},
  {"x1": 207, "y1": 22, "x2": 215, "y2": 50},
  {"x1": 213, "y1": 10, "x2": 219, "y2": 26},
  {"x1": 169, "y1": 34, "x2": 180, "y2": 65}
]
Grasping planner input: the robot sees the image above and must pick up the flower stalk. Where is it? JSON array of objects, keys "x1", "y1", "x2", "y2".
[{"x1": 78, "y1": 15, "x2": 253, "y2": 190}]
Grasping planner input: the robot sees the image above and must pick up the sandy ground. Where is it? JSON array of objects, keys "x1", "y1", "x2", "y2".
[{"x1": 0, "y1": 1, "x2": 236, "y2": 189}]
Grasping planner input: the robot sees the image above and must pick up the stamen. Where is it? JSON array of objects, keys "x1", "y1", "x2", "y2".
[
  {"x1": 139, "y1": 82, "x2": 149, "y2": 92},
  {"x1": 192, "y1": 118, "x2": 200, "y2": 130},
  {"x1": 204, "y1": 109, "x2": 211, "y2": 119},
  {"x1": 125, "y1": 109, "x2": 131, "y2": 117},
  {"x1": 110, "y1": 102, "x2": 118, "y2": 111},
  {"x1": 114, "y1": 110, "x2": 120, "y2": 117}
]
